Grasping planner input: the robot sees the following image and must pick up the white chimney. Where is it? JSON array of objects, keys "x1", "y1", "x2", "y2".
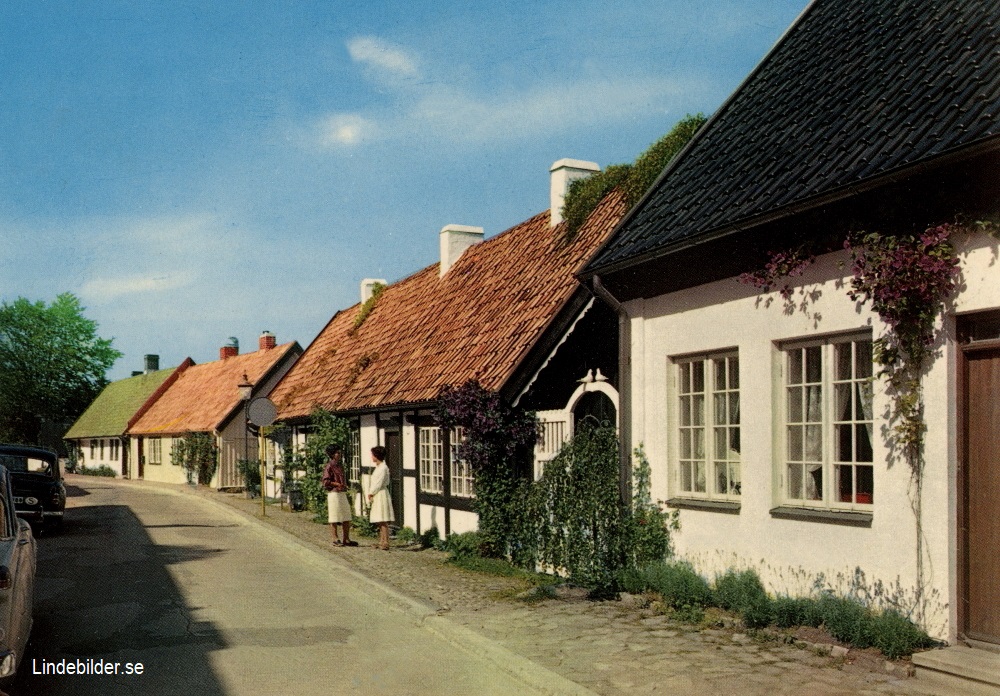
[
  {"x1": 549, "y1": 158, "x2": 600, "y2": 227},
  {"x1": 360, "y1": 278, "x2": 387, "y2": 304},
  {"x1": 439, "y1": 225, "x2": 484, "y2": 278}
]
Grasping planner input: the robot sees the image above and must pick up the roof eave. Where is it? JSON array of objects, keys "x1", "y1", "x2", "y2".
[{"x1": 583, "y1": 135, "x2": 1000, "y2": 280}]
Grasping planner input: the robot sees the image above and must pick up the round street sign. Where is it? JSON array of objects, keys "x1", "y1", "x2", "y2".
[{"x1": 247, "y1": 397, "x2": 277, "y2": 427}]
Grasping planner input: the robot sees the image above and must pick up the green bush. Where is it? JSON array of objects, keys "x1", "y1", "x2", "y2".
[
  {"x1": 351, "y1": 514, "x2": 376, "y2": 538},
  {"x1": 714, "y1": 569, "x2": 767, "y2": 612},
  {"x1": 562, "y1": 164, "x2": 631, "y2": 241},
  {"x1": 395, "y1": 526, "x2": 418, "y2": 545},
  {"x1": 527, "y1": 423, "x2": 629, "y2": 590},
  {"x1": 283, "y1": 408, "x2": 352, "y2": 522},
  {"x1": 642, "y1": 561, "x2": 713, "y2": 609},
  {"x1": 561, "y1": 114, "x2": 707, "y2": 241},
  {"x1": 440, "y1": 531, "x2": 486, "y2": 560},
  {"x1": 818, "y1": 594, "x2": 876, "y2": 648},
  {"x1": 628, "y1": 444, "x2": 676, "y2": 568},
  {"x1": 870, "y1": 610, "x2": 936, "y2": 660},
  {"x1": 236, "y1": 458, "x2": 261, "y2": 496},
  {"x1": 420, "y1": 526, "x2": 441, "y2": 550},
  {"x1": 772, "y1": 595, "x2": 822, "y2": 628},
  {"x1": 671, "y1": 604, "x2": 705, "y2": 624},
  {"x1": 78, "y1": 464, "x2": 116, "y2": 477},
  {"x1": 616, "y1": 566, "x2": 648, "y2": 594}
]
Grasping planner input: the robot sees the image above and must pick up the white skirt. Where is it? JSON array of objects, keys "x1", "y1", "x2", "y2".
[
  {"x1": 326, "y1": 491, "x2": 352, "y2": 523},
  {"x1": 369, "y1": 490, "x2": 395, "y2": 523}
]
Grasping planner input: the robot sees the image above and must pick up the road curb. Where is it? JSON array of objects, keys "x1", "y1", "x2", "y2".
[{"x1": 107, "y1": 478, "x2": 597, "y2": 696}]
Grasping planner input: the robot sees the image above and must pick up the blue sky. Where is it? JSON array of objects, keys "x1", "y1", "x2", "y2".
[{"x1": 1, "y1": 0, "x2": 806, "y2": 381}]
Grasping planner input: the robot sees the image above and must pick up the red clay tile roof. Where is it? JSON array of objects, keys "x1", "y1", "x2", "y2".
[
  {"x1": 271, "y1": 192, "x2": 626, "y2": 420},
  {"x1": 130, "y1": 343, "x2": 299, "y2": 435}
]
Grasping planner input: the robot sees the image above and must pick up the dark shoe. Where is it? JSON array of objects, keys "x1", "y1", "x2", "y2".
[{"x1": 343, "y1": 540, "x2": 358, "y2": 547}]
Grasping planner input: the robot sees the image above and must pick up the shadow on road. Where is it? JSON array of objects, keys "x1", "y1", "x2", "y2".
[
  {"x1": 63, "y1": 483, "x2": 92, "y2": 498},
  {"x1": 6, "y1": 503, "x2": 229, "y2": 695}
]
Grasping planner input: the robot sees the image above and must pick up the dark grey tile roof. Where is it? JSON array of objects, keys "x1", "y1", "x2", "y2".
[{"x1": 587, "y1": 0, "x2": 1000, "y2": 274}]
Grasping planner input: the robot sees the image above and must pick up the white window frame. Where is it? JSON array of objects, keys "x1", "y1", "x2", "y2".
[
  {"x1": 419, "y1": 427, "x2": 444, "y2": 494},
  {"x1": 449, "y1": 426, "x2": 473, "y2": 498},
  {"x1": 779, "y1": 332, "x2": 874, "y2": 510},
  {"x1": 672, "y1": 351, "x2": 741, "y2": 501},
  {"x1": 347, "y1": 428, "x2": 361, "y2": 485},
  {"x1": 147, "y1": 437, "x2": 162, "y2": 465}
]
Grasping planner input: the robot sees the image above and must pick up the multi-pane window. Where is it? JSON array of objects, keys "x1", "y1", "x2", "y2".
[
  {"x1": 147, "y1": 437, "x2": 162, "y2": 465},
  {"x1": 450, "y1": 427, "x2": 473, "y2": 498},
  {"x1": 676, "y1": 353, "x2": 740, "y2": 499},
  {"x1": 100, "y1": 439, "x2": 105, "y2": 460},
  {"x1": 347, "y1": 429, "x2": 361, "y2": 484},
  {"x1": 419, "y1": 427, "x2": 444, "y2": 494},
  {"x1": 110, "y1": 440, "x2": 120, "y2": 461},
  {"x1": 784, "y1": 336, "x2": 873, "y2": 507},
  {"x1": 90, "y1": 441, "x2": 96, "y2": 459}
]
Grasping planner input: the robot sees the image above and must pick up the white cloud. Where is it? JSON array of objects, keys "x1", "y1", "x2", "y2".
[
  {"x1": 410, "y1": 77, "x2": 697, "y2": 142},
  {"x1": 346, "y1": 36, "x2": 419, "y2": 79},
  {"x1": 312, "y1": 36, "x2": 705, "y2": 151},
  {"x1": 318, "y1": 113, "x2": 377, "y2": 147},
  {"x1": 80, "y1": 272, "x2": 194, "y2": 301}
]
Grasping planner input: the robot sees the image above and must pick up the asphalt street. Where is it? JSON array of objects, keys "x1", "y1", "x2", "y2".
[{"x1": 3, "y1": 479, "x2": 563, "y2": 696}]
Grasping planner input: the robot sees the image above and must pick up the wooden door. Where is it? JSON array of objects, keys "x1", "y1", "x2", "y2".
[
  {"x1": 384, "y1": 431, "x2": 404, "y2": 525},
  {"x1": 964, "y1": 345, "x2": 1000, "y2": 644}
]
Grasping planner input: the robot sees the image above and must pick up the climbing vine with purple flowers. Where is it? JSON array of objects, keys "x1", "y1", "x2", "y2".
[
  {"x1": 434, "y1": 380, "x2": 540, "y2": 559},
  {"x1": 844, "y1": 225, "x2": 961, "y2": 465}
]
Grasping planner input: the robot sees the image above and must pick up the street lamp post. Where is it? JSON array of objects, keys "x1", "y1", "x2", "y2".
[{"x1": 237, "y1": 373, "x2": 254, "y2": 497}]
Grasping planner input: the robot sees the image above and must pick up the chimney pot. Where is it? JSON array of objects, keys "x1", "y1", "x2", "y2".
[
  {"x1": 549, "y1": 159, "x2": 600, "y2": 227},
  {"x1": 360, "y1": 278, "x2": 388, "y2": 304},
  {"x1": 439, "y1": 224, "x2": 484, "y2": 277},
  {"x1": 259, "y1": 331, "x2": 276, "y2": 351},
  {"x1": 220, "y1": 337, "x2": 239, "y2": 360}
]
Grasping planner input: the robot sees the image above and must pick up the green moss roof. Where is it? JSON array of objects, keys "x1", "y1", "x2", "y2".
[{"x1": 64, "y1": 368, "x2": 176, "y2": 439}]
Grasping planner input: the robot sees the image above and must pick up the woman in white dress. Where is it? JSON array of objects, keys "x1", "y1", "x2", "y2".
[{"x1": 367, "y1": 446, "x2": 394, "y2": 550}]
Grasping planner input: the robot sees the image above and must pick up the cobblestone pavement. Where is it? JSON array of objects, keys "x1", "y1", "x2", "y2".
[{"x1": 115, "y1": 478, "x2": 923, "y2": 696}]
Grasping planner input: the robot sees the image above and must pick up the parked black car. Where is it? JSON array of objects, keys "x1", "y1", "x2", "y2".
[
  {"x1": 0, "y1": 464, "x2": 35, "y2": 679},
  {"x1": 0, "y1": 445, "x2": 66, "y2": 533}
]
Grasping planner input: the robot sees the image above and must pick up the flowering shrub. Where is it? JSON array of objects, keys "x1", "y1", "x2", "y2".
[
  {"x1": 845, "y1": 226, "x2": 960, "y2": 462},
  {"x1": 738, "y1": 245, "x2": 815, "y2": 300},
  {"x1": 846, "y1": 226, "x2": 960, "y2": 363},
  {"x1": 434, "y1": 380, "x2": 539, "y2": 558}
]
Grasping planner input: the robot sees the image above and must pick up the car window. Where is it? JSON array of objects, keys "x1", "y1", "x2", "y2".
[
  {"x1": 0, "y1": 454, "x2": 52, "y2": 474},
  {"x1": 0, "y1": 476, "x2": 9, "y2": 538}
]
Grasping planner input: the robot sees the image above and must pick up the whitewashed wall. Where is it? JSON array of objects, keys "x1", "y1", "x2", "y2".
[{"x1": 625, "y1": 232, "x2": 1000, "y2": 641}]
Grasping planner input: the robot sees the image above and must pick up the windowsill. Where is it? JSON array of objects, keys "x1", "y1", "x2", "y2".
[
  {"x1": 666, "y1": 498, "x2": 741, "y2": 514},
  {"x1": 769, "y1": 505, "x2": 873, "y2": 527}
]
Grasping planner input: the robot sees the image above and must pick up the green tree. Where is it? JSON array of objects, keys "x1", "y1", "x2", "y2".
[
  {"x1": 0, "y1": 293, "x2": 121, "y2": 444},
  {"x1": 283, "y1": 408, "x2": 352, "y2": 520}
]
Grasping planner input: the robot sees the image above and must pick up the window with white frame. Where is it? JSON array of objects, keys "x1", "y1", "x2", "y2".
[
  {"x1": 100, "y1": 439, "x2": 105, "y2": 460},
  {"x1": 783, "y1": 334, "x2": 873, "y2": 507},
  {"x1": 348, "y1": 428, "x2": 361, "y2": 484},
  {"x1": 147, "y1": 437, "x2": 162, "y2": 465},
  {"x1": 675, "y1": 352, "x2": 740, "y2": 499},
  {"x1": 90, "y1": 440, "x2": 96, "y2": 460},
  {"x1": 419, "y1": 427, "x2": 444, "y2": 494},
  {"x1": 110, "y1": 440, "x2": 119, "y2": 461},
  {"x1": 450, "y1": 426, "x2": 473, "y2": 498}
]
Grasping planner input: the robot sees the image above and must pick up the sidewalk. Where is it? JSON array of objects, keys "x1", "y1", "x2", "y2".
[{"x1": 104, "y1": 476, "x2": 923, "y2": 696}]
